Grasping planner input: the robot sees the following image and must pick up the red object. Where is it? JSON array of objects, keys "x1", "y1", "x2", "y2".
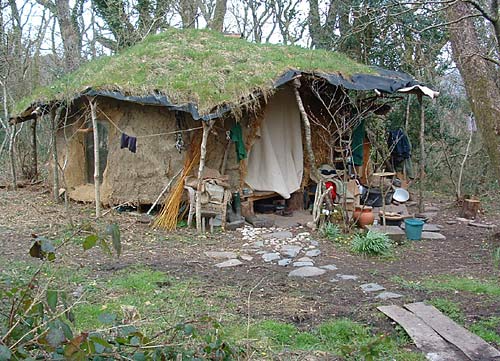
[{"x1": 325, "y1": 181, "x2": 336, "y2": 201}]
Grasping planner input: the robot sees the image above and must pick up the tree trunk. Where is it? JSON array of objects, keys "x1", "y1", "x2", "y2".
[
  {"x1": 195, "y1": 120, "x2": 213, "y2": 233},
  {"x1": 180, "y1": 0, "x2": 198, "y2": 28},
  {"x1": 89, "y1": 99, "x2": 101, "y2": 218},
  {"x1": 446, "y1": 1, "x2": 500, "y2": 182},
  {"x1": 51, "y1": 108, "x2": 62, "y2": 202},
  {"x1": 30, "y1": 119, "x2": 38, "y2": 181},
  {"x1": 211, "y1": 0, "x2": 227, "y2": 32}
]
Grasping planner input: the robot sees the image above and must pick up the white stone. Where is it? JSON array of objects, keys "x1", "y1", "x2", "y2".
[
  {"x1": 297, "y1": 257, "x2": 314, "y2": 262},
  {"x1": 240, "y1": 254, "x2": 253, "y2": 261},
  {"x1": 262, "y1": 252, "x2": 281, "y2": 262},
  {"x1": 320, "y1": 264, "x2": 338, "y2": 271},
  {"x1": 215, "y1": 259, "x2": 243, "y2": 268},
  {"x1": 336, "y1": 274, "x2": 358, "y2": 281},
  {"x1": 293, "y1": 261, "x2": 314, "y2": 267},
  {"x1": 360, "y1": 283, "x2": 385, "y2": 293},
  {"x1": 288, "y1": 266, "x2": 326, "y2": 277},
  {"x1": 205, "y1": 251, "x2": 237, "y2": 259},
  {"x1": 278, "y1": 258, "x2": 292, "y2": 266},
  {"x1": 375, "y1": 291, "x2": 403, "y2": 300},
  {"x1": 305, "y1": 249, "x2": 321, "y2": 257}
]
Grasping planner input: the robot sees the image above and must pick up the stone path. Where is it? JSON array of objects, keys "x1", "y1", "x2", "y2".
[{"x1": 205, "y1": 225, "x2": 407, "y2": 300}]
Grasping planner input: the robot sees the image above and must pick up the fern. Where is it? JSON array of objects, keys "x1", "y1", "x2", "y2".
[{"x1": 351, "y1": 231, "x2": 392, "y2": 256}]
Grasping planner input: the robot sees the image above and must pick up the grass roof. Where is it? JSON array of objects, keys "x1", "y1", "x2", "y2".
[{"x1": 17, "y1": 28, "x2": 373, "y2": 115}]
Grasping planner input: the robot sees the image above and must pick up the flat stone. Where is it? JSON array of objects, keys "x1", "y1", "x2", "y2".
[
  {"x1": 215, "y1": 259, "x2": 243, "y2": 268},
  {"x1": 239, "y1": 254, "x2": 253, "y2": 261},
  {"x1": 320, "y1": 264, "x2": 338, "y2": 271},
  {"x1": 329, "y1": 278, "x2": 339, "y2": 282},
  {"x1": 310, "y1": 240, "x2": 319, "y2": 246},
  {"x1": 297, "y1": 256, "x2": 314, "y2": 262},
  {"x1": 293, "y1": 261, "x2": 314, "y2": 267},
  {"x1": 456, "y1": 217, "x2": 470, "y2": 222},
  {"x1": 305, "y1": 249, "x2": 321, "y2": 257},
  {"x1": 262, "y1": 252, "x2": 281, "y2": 262},
  {"x1": 278, "y1": 258, "x2": 292, "y2": 266},
  {"x1": 336, "y1": 274, "x2": 358, "y2": 281},
  {"x1": 205, "y1": 251, "x2": 238, "y2": 259},
  {"x1": 288, "y1": 266, "x2": 326, "y2": 278},
  {"x1": 360, "y1": 283, "x2": 385, "y2": 293},
  {"x1": 421, "y1": 232, "x2": 446, "y2": 241},
  {"x1": 253, "y1": 241, "x2": 264, "y2": 248},
  {"x1": 266, "y1": 231, "x2": 293, "y2": 239},
  {"x1": 401, "y1": 223, "x2": 442, "y2": 232},
  {"x1": 280, "y1": 244, "x2": 302, "y2": 258},
  {"x1": 375, "y1": 291, "x2": 403, "y2": 299},
  {"x1": 365, "y1": 225, "x2": 405, "y2": 242},
  {"x1": 446, "y1": 220, "x2": 457, "y2": 225}
]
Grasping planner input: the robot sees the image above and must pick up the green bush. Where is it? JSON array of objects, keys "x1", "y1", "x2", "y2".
[
  {"x1": 320, "y1": 222, "x2": 341, "y2": 241},
  {"x1": 351, "y1": 231, "x2": 392, "y2": 256}
]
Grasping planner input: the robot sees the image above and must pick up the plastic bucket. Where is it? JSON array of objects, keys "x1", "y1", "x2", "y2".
[{"x1": 404, "y1": 218, "x2": 424, "y2": 240}]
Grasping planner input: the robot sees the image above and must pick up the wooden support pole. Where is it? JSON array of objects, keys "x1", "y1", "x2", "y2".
[
  {"x1": 50, "y1": 108, "x2": 62, "y2": 202},
  {"x1": 2, "y1": 80, "x2": 16, "y2": 190},
  {"x1": 292, "y1": 78, "x2": 319, "y2": 181},
  {"x1": 89, "y1": 98, "x2": 101, "y2": 218},
  {"x1": 418, "y1": 95, "x2": 425, "y2": 213},
  {"x1": 195, "y1": 120, "x2": 213, "y2": 233},
  {"x1": 30, "y1": 119, "x2": 38, "y2": 181}
]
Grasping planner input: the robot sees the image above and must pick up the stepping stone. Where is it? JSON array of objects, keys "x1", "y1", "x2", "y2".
[
  {"x1": 293, "y1": 261, "x2": 314, "y2": 267},
  {"x1": 205, "y1": 251, "x2": 237, "y2": 259},
  {"x1": 305, "y1": 249, "x2": 321, "y2": 257},
  {"x1": 253, "y1": 241, "x2": 264, "y2": 248},
  {"x1": 239, "y1": 254, "x2": 253, "y2": 261},
  {"x1": 310, "y1": 240, "x2": 319, "y2": 246},
  {"x1": 278, "y1": 258, "x2": 292, "y2": 266},
  {"x1": 280, "y1": 245, "x2": 302, "y2": 258},
  {"x1": 421, "y1": 232, "x2": 446, "y2": 241},
  {"x1": 329, "y1": 278, "x2": 339, "y2": 282},
  {"x1": 375, "y1": 291, "x2": 403, "y2": 300},
  {"x1": 266, "y1": 231, "x2": 293, "y2": 239},
  {"x1": 360, "y1": 283, "x2": 385, "y2": 293},
  {"x1": 262, "y1": 252, "x2": 281, "y2": 262},
  {"x1": 365, "y1": 225, "x2": 405, "y2": 242},
  {"x1": 215, "y1": 259, "x2": 243, "y2": 268},
  {"x1": 297, "y1": 257, "x2": 314, "y2": 262},
  {"x1": 336, "y1": 274, "x2": 358, "y2": 281},
  {"x1": 320, "y1": 264, "x2": 338, "y2": 271},
  {"x1": 288, "y1": 266, "x2": 326, "y2": 277}
]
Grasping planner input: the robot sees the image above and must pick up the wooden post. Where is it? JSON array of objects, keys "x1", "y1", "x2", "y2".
[
  {"x1": 50, "y1": 108, "x2": 62, "y2": 202},
  {"x1": 2, "y1": 80, "x2": 16, "y2": 190},
  {"x1": 195, "y1": 120, "x2": 213, "y2": 232},
  {"x1": 418, "y1": 95, "x2": 425, "y2": 213},
  {"x1": 292, "y1": 78, "x2": 319, "y2": 181},
  {"x1": 30, "y1": 119, "x2": 38, "y2": 181},
  {"x1": 89, "y1": 99, "x2": 101, "y2": 218}
]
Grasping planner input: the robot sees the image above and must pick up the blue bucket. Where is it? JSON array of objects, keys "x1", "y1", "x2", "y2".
[{"x1": 404, "y1": 218, "x2": 424, "y2": 240}]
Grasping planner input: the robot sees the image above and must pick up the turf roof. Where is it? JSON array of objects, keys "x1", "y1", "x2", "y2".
[{"x1": 17, "y1": 28, "x2": 373, "y2": 115}]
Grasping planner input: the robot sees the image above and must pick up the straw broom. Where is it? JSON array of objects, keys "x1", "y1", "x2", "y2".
[{"x1": 153, "y1": 133, "x2": 202, "y2": 230}]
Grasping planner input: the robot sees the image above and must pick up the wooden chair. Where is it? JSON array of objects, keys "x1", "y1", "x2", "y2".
[{"x1": 185, "y1": 185, "x2": 231, "y2": 232}]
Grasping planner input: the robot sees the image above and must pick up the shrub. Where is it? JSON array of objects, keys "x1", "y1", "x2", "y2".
[
  {"x1": 320, "y1": 222, "x2": 341, "y2": 241},
  {"x1": 351, "y1": 231, "x2": 392, "y2": 256}
]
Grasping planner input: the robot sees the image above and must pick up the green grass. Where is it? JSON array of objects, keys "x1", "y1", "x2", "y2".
[
  {"x1": 16, "y1": 28, "x2": 374, "y2": 114},
  {"x1": 428, "y1": 298, "x2": 465, "y2": 323},
  {"x1": 226, "y1": 319, "x2": 425, "y2": 360},
  {"x1": 469, "y1": 317, "x2": 500, "y2": 346},
  {"x1": 422, "y1": 276, "x2": 500, "y2": 296}
]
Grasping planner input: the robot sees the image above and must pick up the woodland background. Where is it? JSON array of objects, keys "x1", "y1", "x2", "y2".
[{"x1": 0, "y1": 0, "x2": 499, "y2": 202}]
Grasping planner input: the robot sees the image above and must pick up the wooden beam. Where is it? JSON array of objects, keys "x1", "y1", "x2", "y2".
[
  {"x1": 418, "y1": 95, "x2": 425, "y2": 213},
  {"x1": 405, "y1": 302, "x2": 500, "y2": 360},
  {"x1": 195, "y1": 120, "x2": 214, "y2": 232},
  {"x1": 89, "y1": 98, "x2": 101, "y2": 218}
]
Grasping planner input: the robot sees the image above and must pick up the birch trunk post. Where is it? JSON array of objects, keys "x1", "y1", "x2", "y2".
[
  {"x1": 30, "y1": 119, "x2": 38, "y2": 181},
  {"x1": 293, "y1": 78, "x2": 322, "y2": 223},
  {"x1": 50, "y1": 108, "x2": 62, "y2": 202},
  {"x1": 418, "y1": 95, "x2": 425, "y2": 213},
  {"x1": 195, "y1": 120, "x2": 214, "y2": 233},
  {"x1": 1, "y1": 79, "x2": 16, "y2": 190},
  {"x1": 89, "y1": 99, "x2": 101, "y2": 218}
]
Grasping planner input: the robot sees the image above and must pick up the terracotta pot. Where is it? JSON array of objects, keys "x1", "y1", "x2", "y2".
[{"x1": 352, "y1": 206, "x2": 374, "y2": 227}]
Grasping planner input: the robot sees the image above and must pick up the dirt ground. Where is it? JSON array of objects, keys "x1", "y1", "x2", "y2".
[{"x1": 1, "y1": 184, "x2": 499, "y2": 341}]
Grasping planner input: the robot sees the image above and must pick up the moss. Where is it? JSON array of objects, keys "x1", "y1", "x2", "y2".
[{"x1": 16, "y1": 28, "x2": 373, "y2": 114}]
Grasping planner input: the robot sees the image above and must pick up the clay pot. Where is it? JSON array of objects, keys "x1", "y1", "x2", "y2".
[{"x1": 352, "y1": 206, "x2": 375, "y2": 227}]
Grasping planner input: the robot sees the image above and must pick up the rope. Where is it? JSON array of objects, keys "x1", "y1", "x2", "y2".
[{"x1": 98, "y1": 108, "x2": 203, "y2": 138}]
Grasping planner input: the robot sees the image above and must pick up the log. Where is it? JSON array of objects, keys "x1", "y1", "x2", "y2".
[
  {"x1": 195, "y1": 120, "x2": 214, "y2": 233},
  {"x1": 89, "y1": 99, "x2": 101, "y2": 218},
  {"x1": 418, "y1": 95, "x2": 425, "y2": 213},
  {"x1": 461, "y1": 199, "x2": 480, "y2": 219}
]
